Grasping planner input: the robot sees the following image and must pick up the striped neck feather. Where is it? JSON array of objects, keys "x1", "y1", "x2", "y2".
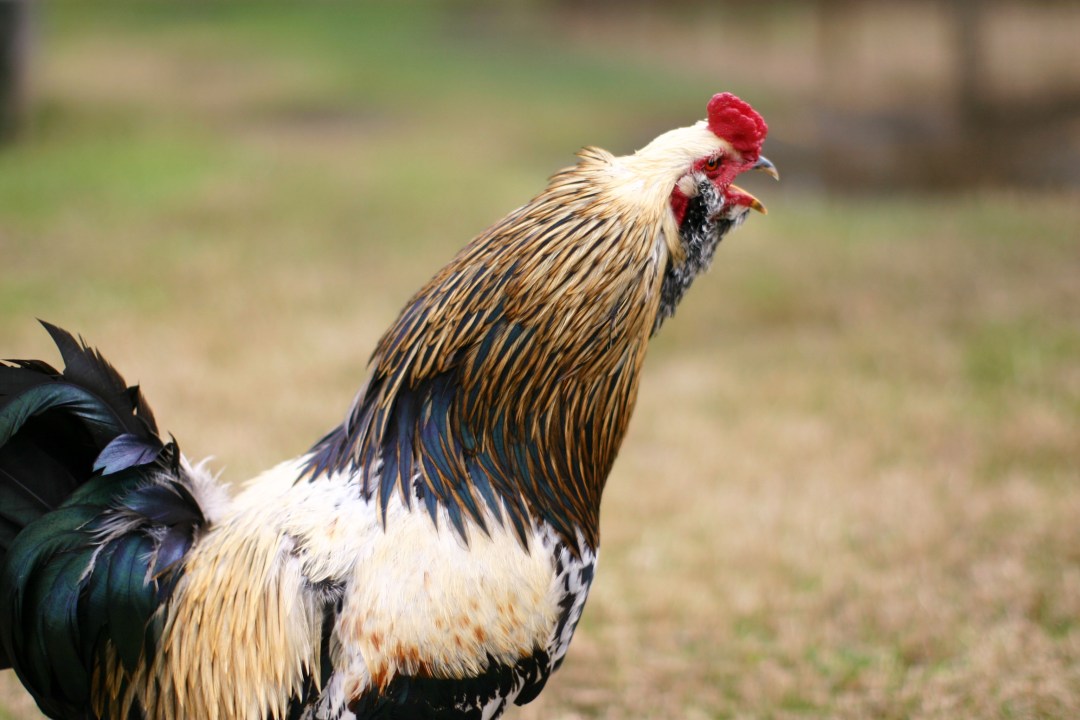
[{"x1": 304, "y1": 147, "x2": 682, "y2": 554}]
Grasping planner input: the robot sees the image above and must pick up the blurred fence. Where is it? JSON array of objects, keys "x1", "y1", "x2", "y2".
[
  {"x1": 815, "y1": 0, "x2": 1080, "y2": 190},
  {"x1": 3, "y1": 0, "x2": 1078, "y2": 190},
  {"x1": 553, "y1": 0, "x2": 1080, "y2": 190}
]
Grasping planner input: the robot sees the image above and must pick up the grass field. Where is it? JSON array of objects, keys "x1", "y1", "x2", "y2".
[{"x1": 2, "y1": 4, "x2": 1079, "y2": 719}]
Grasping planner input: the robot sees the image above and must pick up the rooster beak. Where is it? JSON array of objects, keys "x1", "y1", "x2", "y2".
[
  {"x1": 726, "y1": 185, "x2": 767, "y2": 214},
  {"x1": 729, "y1": 155, "x2": 778, "y2": 214},
  {"x1": 753, "y1": 155, "x2": 779, "y2": 181}
]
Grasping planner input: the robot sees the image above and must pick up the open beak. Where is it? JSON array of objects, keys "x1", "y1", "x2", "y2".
[{"x1": 728, "y1": 155, "x2": 779, "y2": 215}]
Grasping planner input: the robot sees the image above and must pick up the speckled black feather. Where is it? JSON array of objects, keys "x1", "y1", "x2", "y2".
[
  {"x1": 349, "y1": 650, "x2": 551, "y2": 720},
  {"x1": 655, "y1": 180, "x2": 733, "y2": 333}
]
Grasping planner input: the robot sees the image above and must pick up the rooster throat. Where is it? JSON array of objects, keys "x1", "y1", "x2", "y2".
[{"x1": 654, "y1": 180, "x2": 733, "y2": 333}]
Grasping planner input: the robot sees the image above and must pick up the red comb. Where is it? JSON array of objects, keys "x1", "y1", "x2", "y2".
[{"x1": 706, "y1": 92, "x2": 768, "y2": 159}]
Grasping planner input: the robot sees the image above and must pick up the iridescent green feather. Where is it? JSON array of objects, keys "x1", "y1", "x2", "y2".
[{"x1": 0, "y1": 324, "x2": 206, "y2": 720}]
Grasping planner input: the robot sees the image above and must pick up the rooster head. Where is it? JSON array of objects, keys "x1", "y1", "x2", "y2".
[
  {"x1": 673, "y1": 92, "x2": 777, "y2": 220},
  {"x1": 659, "y1": 93, "x2": 774, "y2": 222},
  {"x1": 627, "y1": 92, "x2": 777, "y2": 330}
]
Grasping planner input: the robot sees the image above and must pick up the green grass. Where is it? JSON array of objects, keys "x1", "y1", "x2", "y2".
[{"x1": 2, "y1": 3, "x2": 1080, "y2": 719}]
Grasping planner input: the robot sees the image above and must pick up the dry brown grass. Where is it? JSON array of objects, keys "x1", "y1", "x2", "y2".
[{"x1": 2, "y1": 4, "x2": 1079, "y2": 719}]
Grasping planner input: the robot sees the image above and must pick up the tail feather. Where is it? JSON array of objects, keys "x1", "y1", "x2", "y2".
[
  {"x1": 0, "y1": 323, "x2": 165, "y2": 555},
  {"x1": 39, "y1": 320, "x2": 159, "y2": 436},
  {"x1": 0, "y1": 323, "x2": 208, "y2": 719}
]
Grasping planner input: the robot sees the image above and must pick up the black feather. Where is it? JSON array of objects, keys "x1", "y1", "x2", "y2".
[
  {"x1": 0, "y1": 323, "x2": 207, "y2": 717},
  {"x1": 40, "y1": 322, "x2": 158, "y2": 438},
  {"x1": 349, "y1": 650, "x2": 552, "y2": 720},
  {"x1": 93, "y1": 433, "x2": 164, "y2": 476}
]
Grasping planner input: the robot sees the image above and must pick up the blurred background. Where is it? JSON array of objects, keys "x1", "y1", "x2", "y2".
[{"x1": 1, "y1": 1, "x2": 1078, "y2": 718}]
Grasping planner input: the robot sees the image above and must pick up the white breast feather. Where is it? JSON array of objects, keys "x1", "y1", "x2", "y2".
[{"x1": 123, "y1": 454, "x2": 586, "y2": 719}]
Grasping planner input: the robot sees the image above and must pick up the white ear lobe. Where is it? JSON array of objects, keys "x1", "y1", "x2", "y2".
[{"x1": 676, "y1": 174, "x2": 698, "y2": 197}]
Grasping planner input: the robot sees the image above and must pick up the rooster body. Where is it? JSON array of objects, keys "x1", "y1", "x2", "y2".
[{"x1": 0, "y1": 94, "x2": 773, "y2": 719}]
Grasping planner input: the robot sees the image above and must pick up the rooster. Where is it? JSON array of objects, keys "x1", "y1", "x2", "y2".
[{"x1": 0, "y1": 92, "x2": 776, "y2": 720}]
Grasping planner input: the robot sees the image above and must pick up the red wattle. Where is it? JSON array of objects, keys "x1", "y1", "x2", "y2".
[{"x1": 669, "y1": 187, "x2": 689, "y2": 226}]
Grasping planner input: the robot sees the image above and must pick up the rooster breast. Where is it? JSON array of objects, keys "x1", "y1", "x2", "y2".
[
  {"x1": 342, "y1": 503, "x2": 559, "y2": 684},
  {"x1": 327, "y1": 501, "x2": 597, "y2": 719},
  {"x1": 190, "y1": 463, "x2": 597, "y2": 720}
]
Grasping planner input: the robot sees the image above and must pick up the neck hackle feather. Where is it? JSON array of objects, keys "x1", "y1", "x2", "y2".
[{"x1": 305, "y1": 102, "x2": 768, "y2": 554}]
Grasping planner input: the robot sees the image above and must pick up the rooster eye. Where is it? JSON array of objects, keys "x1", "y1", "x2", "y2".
[{"x1": 703, "y1": 156, "x2": 721, "y2": 172}]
